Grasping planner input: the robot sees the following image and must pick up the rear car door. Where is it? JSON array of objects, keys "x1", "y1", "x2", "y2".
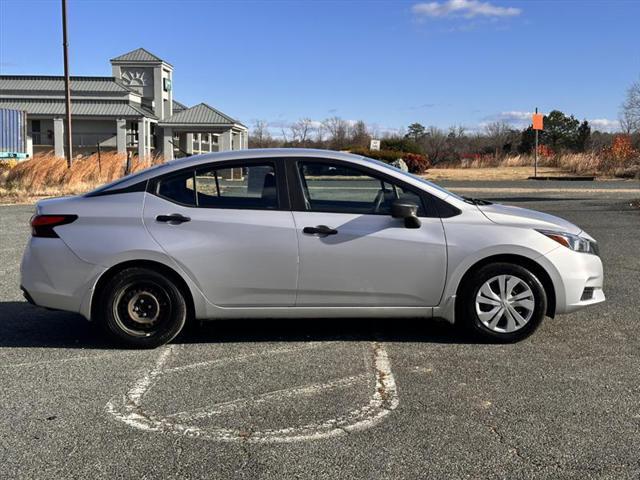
[
  {"x1": 289, "y1": 159, "x2": 447, "y2": 307},
  {"x1": 143, "y1": 158, "x2": 298, "y2": 307}
]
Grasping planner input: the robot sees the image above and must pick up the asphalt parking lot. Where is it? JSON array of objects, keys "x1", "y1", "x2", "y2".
[{"x1": 1, "y1": 180, "x2": 639, "y2": 479}]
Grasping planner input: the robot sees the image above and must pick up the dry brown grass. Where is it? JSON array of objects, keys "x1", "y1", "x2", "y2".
[
  {"x1": 423, "y1": 166, "x2": 570, "y2": 182},
  {"x1": 433, "y1": 152, "x2": 640, "y2": 179},
  {"x1": 1, "y1": 152, "x2": 163, "y2": 203}
]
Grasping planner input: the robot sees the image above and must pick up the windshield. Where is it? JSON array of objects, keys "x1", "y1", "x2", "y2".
[{"x1": 364, "y1": 157, "x2": 465, "y2": 201}]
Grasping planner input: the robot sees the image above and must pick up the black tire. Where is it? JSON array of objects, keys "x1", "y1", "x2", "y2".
[
  {"x1": 97, "y1": 267, "x2": 187, "y2": 348},
  {"x1": 457, "y1": 262, "x2": 547, "y2": 343}
]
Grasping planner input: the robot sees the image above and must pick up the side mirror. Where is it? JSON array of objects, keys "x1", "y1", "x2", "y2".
[{"x1": 391, "y1": 200, "x2": 421, "y2": 229}]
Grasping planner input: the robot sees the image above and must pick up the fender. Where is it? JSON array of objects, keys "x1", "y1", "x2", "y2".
[{"x1": 79, "y1": 249, "x2": 210, "y2": 321}]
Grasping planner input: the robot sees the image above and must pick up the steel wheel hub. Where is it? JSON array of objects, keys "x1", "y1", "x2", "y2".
[
  {"x1": 475, "y1": 275, "x2": 535, "y2": 333},
  {"x1": 127, "y1": 292, "x2": 160, "y2": 324}
]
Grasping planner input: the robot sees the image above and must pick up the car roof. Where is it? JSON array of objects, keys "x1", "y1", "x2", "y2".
[{"x1": 92, "y1": 148, "x2": 458, "y2": 202}]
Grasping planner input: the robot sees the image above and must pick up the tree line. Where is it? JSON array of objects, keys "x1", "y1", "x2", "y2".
[{"x1": 249, "y1": 78, "x2": 640, "y2": 165}]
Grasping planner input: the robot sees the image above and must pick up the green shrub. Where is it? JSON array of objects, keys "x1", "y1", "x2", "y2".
[{"x1": 381, "y1": 138, "x2": 422, "y2": 154}]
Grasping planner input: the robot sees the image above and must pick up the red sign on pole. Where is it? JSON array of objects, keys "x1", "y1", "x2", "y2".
[{"x1": 532, "y1": 113, "x2": 544, "y2": 130}]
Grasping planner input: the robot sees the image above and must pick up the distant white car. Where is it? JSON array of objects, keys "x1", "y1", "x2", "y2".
[{"x1": 21, "y1": 149, "x2": 604, "y2": 347}]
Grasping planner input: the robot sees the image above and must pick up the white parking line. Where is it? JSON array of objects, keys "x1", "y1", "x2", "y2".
[
  {"x1": 105, "y1": 341, "x2": 399, "y2": 443},
  {"x1": 162, "y1": 342, "x2": 325, "y2": 374}
]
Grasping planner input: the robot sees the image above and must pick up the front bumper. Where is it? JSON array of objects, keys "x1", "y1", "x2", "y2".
[{"x1": 543, "y1": 246, "x2": 605, "y2": 314}]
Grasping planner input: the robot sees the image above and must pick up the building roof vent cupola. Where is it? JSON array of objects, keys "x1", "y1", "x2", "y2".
[
  {"x1": 110, "y1": 48, "x2": 167, "y2": 65},
  {"x1": 110, "y1": 48, "x2": 173, "y2": 120}
]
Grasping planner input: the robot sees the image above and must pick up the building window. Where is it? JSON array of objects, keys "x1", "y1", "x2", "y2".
[
  {"x1": 31, "y1": 120, "x2": 41, "y2": 145},
  {"x1": 127, "y1": 122, "x2": 139, "y2": 146}
]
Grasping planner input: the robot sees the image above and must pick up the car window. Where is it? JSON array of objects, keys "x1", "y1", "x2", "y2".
[
  {"x1": 297, "y1": 161, "x2": 425, "y2": 216},
  {"x1": 157, "y1": 170, "x2": 196, "y2": 206},
  {"x1": 195, "y1": 163, "x2": 278, "y2": 209}
]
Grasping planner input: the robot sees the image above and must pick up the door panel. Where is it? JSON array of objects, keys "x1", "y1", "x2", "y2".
[
  {"x1": 143, "y1": 159, "x2": 298, "y2": 307},
  {"x1": 293, "y1": 211, "x2": 447, "y2": 306},
  {"x1": 144, "y1": 194, "x2": 298, "y2": 306}
]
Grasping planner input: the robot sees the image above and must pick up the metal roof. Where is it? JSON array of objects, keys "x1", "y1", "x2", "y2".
[
  {"x1": 159, "y1": 103, "x2": 244, "y2": 127},
  {"x1": 110, "y1": 48, "x2": 166, "y2": 64},
  {"x1": 0, "y1": 75, "x2": 134, "y2": 93},
  {"x1": 0, "y1": 98, "x2": 156, "y2": 118},
  {"x1": 172, "y1": 99, "x2": 188, "y2": 113}
]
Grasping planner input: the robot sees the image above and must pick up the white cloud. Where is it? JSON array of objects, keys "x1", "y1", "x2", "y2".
[
  {"x1": 481, "y1": 111, "x2": 534, "y2": 127},
  {"x1": 481, "y1": 112, "x2": 621, "y2": 132},
  {"x1": 412, "y1": 0, "x2": 521, "y2": 19},
  {"x1": 589, "y1": 118, "x2": 619, "y2": 132}
]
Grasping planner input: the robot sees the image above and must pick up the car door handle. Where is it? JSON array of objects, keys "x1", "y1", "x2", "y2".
[
  {"x1": 303, "y1": 225, "x2": 338, "y2": 236},
  {"x1": 156, "y1": 213, "x2": 191, "y2": 224}
]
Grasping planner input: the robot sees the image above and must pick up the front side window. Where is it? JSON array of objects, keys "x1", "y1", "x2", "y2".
[
  {"x1": 156, "y1": 163, "x2": 279, "y2": 210},
  {"x1": 298, "y1": 161, "x2": 425, "y2": 215}
]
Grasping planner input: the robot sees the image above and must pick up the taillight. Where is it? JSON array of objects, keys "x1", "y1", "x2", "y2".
[{"x1": 30, "y1": 214, "x2": 78, "y2": 238}]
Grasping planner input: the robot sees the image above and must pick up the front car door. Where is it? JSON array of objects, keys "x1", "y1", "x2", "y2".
[
  {"x1": 289, "y1": 159, "x2": 448, "y2": 307},
  {"x1": 143, "y1": 158, "x2": 298, "y2": 307}
]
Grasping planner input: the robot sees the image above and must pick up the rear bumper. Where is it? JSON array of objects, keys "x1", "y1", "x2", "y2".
[
  {"x1": 20, "y1": 237, "x2": 100, "y2": 317},
  {"x1": 20, "y1": 285, "x2": 37, "y2": 306},
  {"x1": 543, "y1": 247, "x2": 605, "y2": 314}
]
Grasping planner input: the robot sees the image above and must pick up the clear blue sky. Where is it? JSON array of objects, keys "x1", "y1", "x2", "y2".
[{"x1": 1, "y1": 0, "x2": 638, "y2": 135}]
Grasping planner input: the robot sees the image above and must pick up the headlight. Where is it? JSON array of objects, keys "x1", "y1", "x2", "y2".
[{"x1": 536, "y1": 229, "x2": 599, "y2": 256}]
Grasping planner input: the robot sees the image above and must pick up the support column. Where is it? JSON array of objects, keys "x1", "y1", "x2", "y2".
[
  {"x1": 208, "y1": 133, "x2": 213, "y2": 152},
  {"x1": 242, "y1": 131, "x2": 248, "y2": 149},
  {"x1": 54, "y1": 117, "x2": 65, "y2": 158},
  {"x1": 116, "y1": 119, "x2": 126, "y2": 154},
  {"x1": 178, "y1": 133, "x2": 188, "y2": 156},
  {"x1": 147, "y1": 121, "x2": 153, "y2": 157},
  {"x1": 219, "y1": 129, "x2": 232, "y2": 152},
  {"x1": 138, "y1": 118, "x2": 147, "y2": 160},
  {"x1": 197, "y1": 133, "x2": 202, "y2": 153},
  {"x1": 162, "y1": 127, "x2": 174, "y2": 161},
  {"x1": 26, "y1": 136, "x2": 33, "y2": 158},
  {"x1": 185, "y1": 133, "x2": 194, "y2": 155}
]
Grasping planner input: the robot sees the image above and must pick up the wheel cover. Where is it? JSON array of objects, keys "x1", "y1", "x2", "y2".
[
  {"x1": 475, "y1": 275, "x2": 535, "y2": 334},
  {"x1": 113, "y1": 281, "x2": 171, "y2": 337}
]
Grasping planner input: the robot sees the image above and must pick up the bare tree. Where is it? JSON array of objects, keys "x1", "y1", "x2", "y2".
[
  {"x1": 315, "y1": 123, "x2": 326, "y2": 144},
  {"x1": 418, "y1": 126, "x2": 448, "y2": 164},
  {"x1": 289, "y1": 118, "x2": 316, "y2": 145},
  {"x1": 484, "y1": 121, "x2": 513, "y2": 158},
  {"x1": 350, "y1": 120, "x2": 370, "y2": 148},
  {"x1": 323, "y1": 116, "x2": 349, "y2": 150},
  {"x1": 620, "y1": 79, "x2": 640, "y2": 134},
  {"x1": 250, "y1": 120, "x2": 272, "y2": 148}
]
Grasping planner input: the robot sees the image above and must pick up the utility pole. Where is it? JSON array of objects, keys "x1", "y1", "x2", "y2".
[
  {"x1": 61, "y1": 0, "x2": 73, "y2": 167},
  {"x1": 534, "y1": 107, "x2": 539, "y2": 178}
]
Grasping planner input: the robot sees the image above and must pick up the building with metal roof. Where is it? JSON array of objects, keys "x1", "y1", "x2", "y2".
[{"x1": 0, "y1": 48, "x2": 248, "y2": 160}]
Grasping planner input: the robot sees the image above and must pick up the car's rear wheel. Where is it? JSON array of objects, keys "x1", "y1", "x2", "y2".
[
  {"x1": 98, "y1": 267, "x2": 187, "y2": 348},
  {"x1": 458, "y1": 262, "x2": 547, "y2": 343}
]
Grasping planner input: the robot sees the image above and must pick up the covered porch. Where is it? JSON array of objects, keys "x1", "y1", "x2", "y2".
[
  {"x1": 161, "y1": 126, "x2": 248, "y2": 160},
  {"x1": 157, "y1": 103, "x2": 248, "y2": 161}
]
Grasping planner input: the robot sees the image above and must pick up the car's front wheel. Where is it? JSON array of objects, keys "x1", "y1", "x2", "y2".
[
  {"x1": 458, "y1": 262, "x2": 547, "y2": 342},
  {"x1": 98, "y1": 267, "x2": 187, "y2": 348}
]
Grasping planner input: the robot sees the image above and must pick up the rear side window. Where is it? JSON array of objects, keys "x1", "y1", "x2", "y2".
[
  {"x1": 195, "y1": 163, "x2": 278, "y2": 210},
  {"x1": 157, "y1": 170, "x2": 196, "y2": 206},
  {"x1": 155, "y1": 162, "x2": 279, "y2": 210}
]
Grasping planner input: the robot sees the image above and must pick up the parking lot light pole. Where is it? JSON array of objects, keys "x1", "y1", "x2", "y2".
[{"x1": 61, "y1": 0, "x2": 73, "y2": 167}]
